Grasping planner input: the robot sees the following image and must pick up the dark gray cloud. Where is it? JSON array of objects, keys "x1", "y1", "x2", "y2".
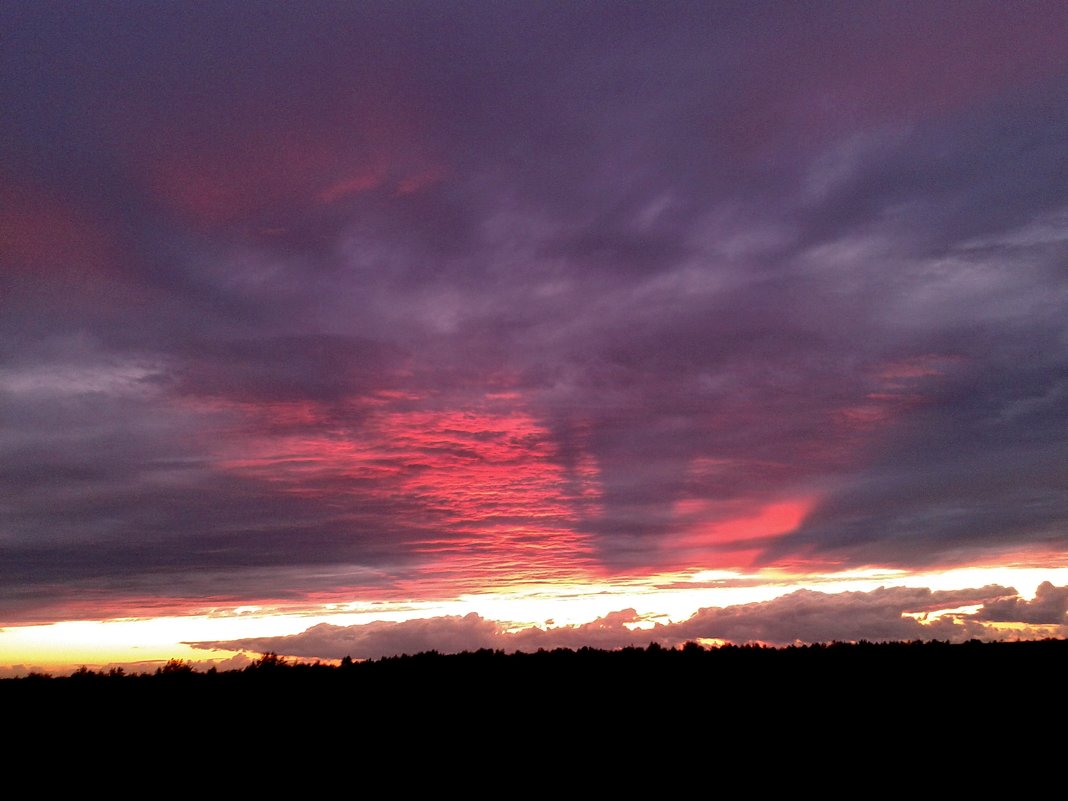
[
  {"x1": 2, "y1": 2, "x2": 1068, "y2": 620},
  {"x1": 665, "y1": 585, "x2": 1012, "y2": 645},
  {"x1": 978, "y1": 581, "x2": 1068, "y2": 625}
]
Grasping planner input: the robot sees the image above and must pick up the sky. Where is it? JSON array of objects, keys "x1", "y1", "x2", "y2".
[{"x1": 2, "y1": 1, "x2": 1067, "y2": 674}]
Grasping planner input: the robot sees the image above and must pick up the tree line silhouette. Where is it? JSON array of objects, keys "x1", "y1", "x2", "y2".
[
  {"x1": 4, "y1": 639, "x2": 1065, "y2": 751},
  {"x1": 6, "y1": 637, "x2": 1066, "y2": 689}
]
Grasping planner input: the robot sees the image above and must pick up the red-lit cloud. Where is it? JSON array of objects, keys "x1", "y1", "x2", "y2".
[
  {"x1": 2, "y1": 3, "x2": 1067, "y2": 634},
  {"x1": 0, "y1": 178, "x2": 120, "y2": 289},
  {"x1": 209, "y1": 396, "x2": 602, "y2": 595}
]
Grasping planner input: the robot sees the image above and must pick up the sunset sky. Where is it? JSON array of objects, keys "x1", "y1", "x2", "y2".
[{"x1": 3, "y1": 2, "x2": 1067, "y2": 674}]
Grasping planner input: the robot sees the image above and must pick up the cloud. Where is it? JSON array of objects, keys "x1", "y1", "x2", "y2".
[
  {"x1": 195, "y1": 613, "x2": 503, "y2": 661},
  {"x1": 2, "y1": 4, "x2": 1067, "y2": 620},
  {"x1": 666, "y1": 585, "x2": 1010, "y2": 645},
  {"x1": 978, "y1": 581, "x2": 1068, "y2": 625},
  {"x1": 190, "y1": 584, "x2": 1066, "y2": 660}
]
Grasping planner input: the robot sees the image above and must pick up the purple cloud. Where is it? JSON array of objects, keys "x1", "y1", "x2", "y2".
[
  {"x1": 978, "y1": 581, "x2": 1068, "y2": 625},
  {"x1": 2, "y1": 3, "x2": 1067, "y2": 622},
  {"x1": 190, "y1": 584, "x2": 1065, "y2": 660}
]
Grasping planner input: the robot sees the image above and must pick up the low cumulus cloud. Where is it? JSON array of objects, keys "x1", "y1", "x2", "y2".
[
  {"x1": 222, "y1": 614, "x2": 503, "y2": 661},
  {"x1": 978, "y1": 581, "x2": 1068, "y2": 625},
  {"x1": 191, "y1": 584, "x2": 1068, "y2": 660}
]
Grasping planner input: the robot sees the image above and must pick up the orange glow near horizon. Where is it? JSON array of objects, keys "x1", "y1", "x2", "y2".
[
  {"x1": 4, "y1": 562, "x2": 1067, "y2": 676},
  {"x1": 6, "y1": 382, "x2": 1065, "y2": 676}
]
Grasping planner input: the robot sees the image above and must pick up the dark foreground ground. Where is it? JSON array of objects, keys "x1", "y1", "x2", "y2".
[
  {"x1": 5, "y1": 639, "x2": 1065, "y2": 766},
  {"x1": 6, "y1": 638, "x2": 1065, "y2": 709}
]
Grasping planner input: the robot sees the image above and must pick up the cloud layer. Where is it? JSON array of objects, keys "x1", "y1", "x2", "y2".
[
  {"x1": 191, "y1": 584, "x2": 1068, "y2": 660},
  {"x1": 2, "y1": 3, "x2": 1067, "y2": 621}
]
